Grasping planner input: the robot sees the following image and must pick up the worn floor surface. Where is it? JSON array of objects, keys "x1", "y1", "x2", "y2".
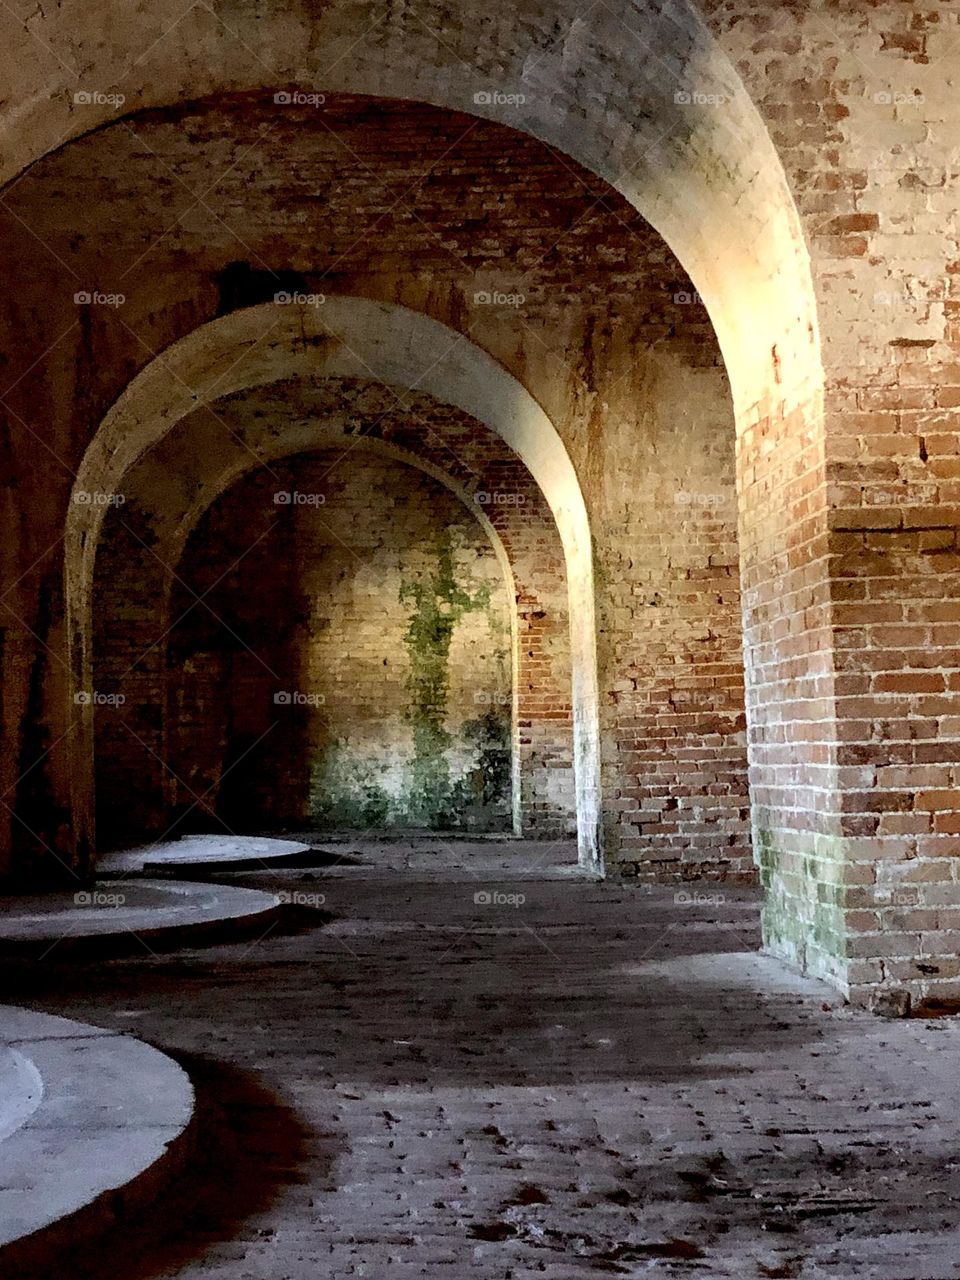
[{"x1": 6, "y1": 837, "x2": 960, "y2": 1280}]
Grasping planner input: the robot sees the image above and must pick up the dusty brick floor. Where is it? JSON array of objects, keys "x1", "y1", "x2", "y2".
[{"x1": 6, "y1": 838, "x2": 960, "y2": 1279}]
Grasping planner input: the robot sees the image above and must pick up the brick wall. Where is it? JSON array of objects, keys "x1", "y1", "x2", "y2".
[
  {"x1": 595, "y1": 352, "x2": 750, "y2": 880},
  {"x1": 93, "y1": 381, "x2": 578, "y2": 845},
  {"x1": 162, "y1": 450, "x2": 513, "y2": 833},
  {"x1": 702, "y1": 0, "x2": 960, "y2": 1004},
  {"x1": 2, "y1": 98, "x2": 749, "y2": 878}
]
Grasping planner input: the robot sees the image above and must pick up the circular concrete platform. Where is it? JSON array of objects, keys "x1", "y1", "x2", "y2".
[
  {"x1": 0, "y1": 1005, "x2": 194, "y2": 1277},
  {"x1": 98, "y1": 834, "x2": 312, "y2": 877},
  {"x1": 0, "y1": 879, "x2": 284, "y2": 959}
]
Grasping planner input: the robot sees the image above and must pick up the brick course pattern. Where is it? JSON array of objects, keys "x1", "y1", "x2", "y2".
[
  {"x1": 704, "y1": 0, "x2": 960, "y2": 1001},
  {"x1": 1, "y1": 97, "x2": 747, "y2": 883},
  {"x1": 167, "y1": 450, "x2": 514, "y2": 835}
]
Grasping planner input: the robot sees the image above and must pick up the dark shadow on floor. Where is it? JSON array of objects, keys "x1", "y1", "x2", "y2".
[
  {"x1": 0, "y1": 876, "x2": 833, "y2": 1090},
  {"x1": 57, "y1": 1053, "x2": 332, "y2": 1280}
]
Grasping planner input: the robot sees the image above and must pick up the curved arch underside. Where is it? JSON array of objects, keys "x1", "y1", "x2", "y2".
[
  {"x1": 68, "y1": 300, "x2": 602, "y2": 869},
  {"x1": 0, "y1": 0, "x2": 820, "y2": 410},
  {"x1": 91, "y1": 376, "x2": 575, "y2": 847}
]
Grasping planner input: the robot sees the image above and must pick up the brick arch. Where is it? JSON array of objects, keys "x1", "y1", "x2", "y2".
[
  {"x1": 92, "y1": 381, "x2": 576, "y2": 848},
  {"x1": 67, "y1": 300, "x2": 600, "y2": 868},
  {"x1": 11, "y1": 1, "x2": 839, "y2": 987},
  {"x1": 0, "y1": 0, "x2": 819, "y2": 407}
]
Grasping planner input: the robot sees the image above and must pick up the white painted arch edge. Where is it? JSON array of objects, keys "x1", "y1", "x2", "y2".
[{"x1": 67, "y1": 298, "x2": 603, "y2": 871}]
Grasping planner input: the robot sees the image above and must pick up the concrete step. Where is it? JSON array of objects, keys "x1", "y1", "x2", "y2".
[
  {"x1": 0, "y1": 1006, "x2": 194, "y2": 1278},
  {"x1": 0, "y1": 879, "x2": 284, "y2": 960},
  {"x1": 98, "y1": 834, "x2": 312, "y2": 876}
]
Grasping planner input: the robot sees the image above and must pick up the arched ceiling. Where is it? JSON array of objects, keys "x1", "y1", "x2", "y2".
[{"x1": 0, "y1": 0, "x2": 820, "y2": 409}]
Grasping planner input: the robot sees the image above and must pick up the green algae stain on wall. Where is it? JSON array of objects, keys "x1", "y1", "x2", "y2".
[
  {"x1": 309, "y1": 745, "x2": 392, "y2": 828},
  {"x1": 451, "y1": 710, "x2": 512, "y2": 817},
  {"x1": 400, "y1": 530, "x2": 492, "y2": 826},
  {"x1": 307, "y1": 525, "x2": 514, "y2": 833}
]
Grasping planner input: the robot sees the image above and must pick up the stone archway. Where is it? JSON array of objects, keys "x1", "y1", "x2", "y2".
[
  {"x1": 91, "y1": 383, "x2": 577, "y2": 849},
  {"x1": 0, "y1": 0, "x2": 819, "y2": 407},
  {"x1": 2, "y1": 1, "x2": 844, "y2": 990},
  {"x1": 67, "y1": 299, "x2": 601, "y2": 870}
]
